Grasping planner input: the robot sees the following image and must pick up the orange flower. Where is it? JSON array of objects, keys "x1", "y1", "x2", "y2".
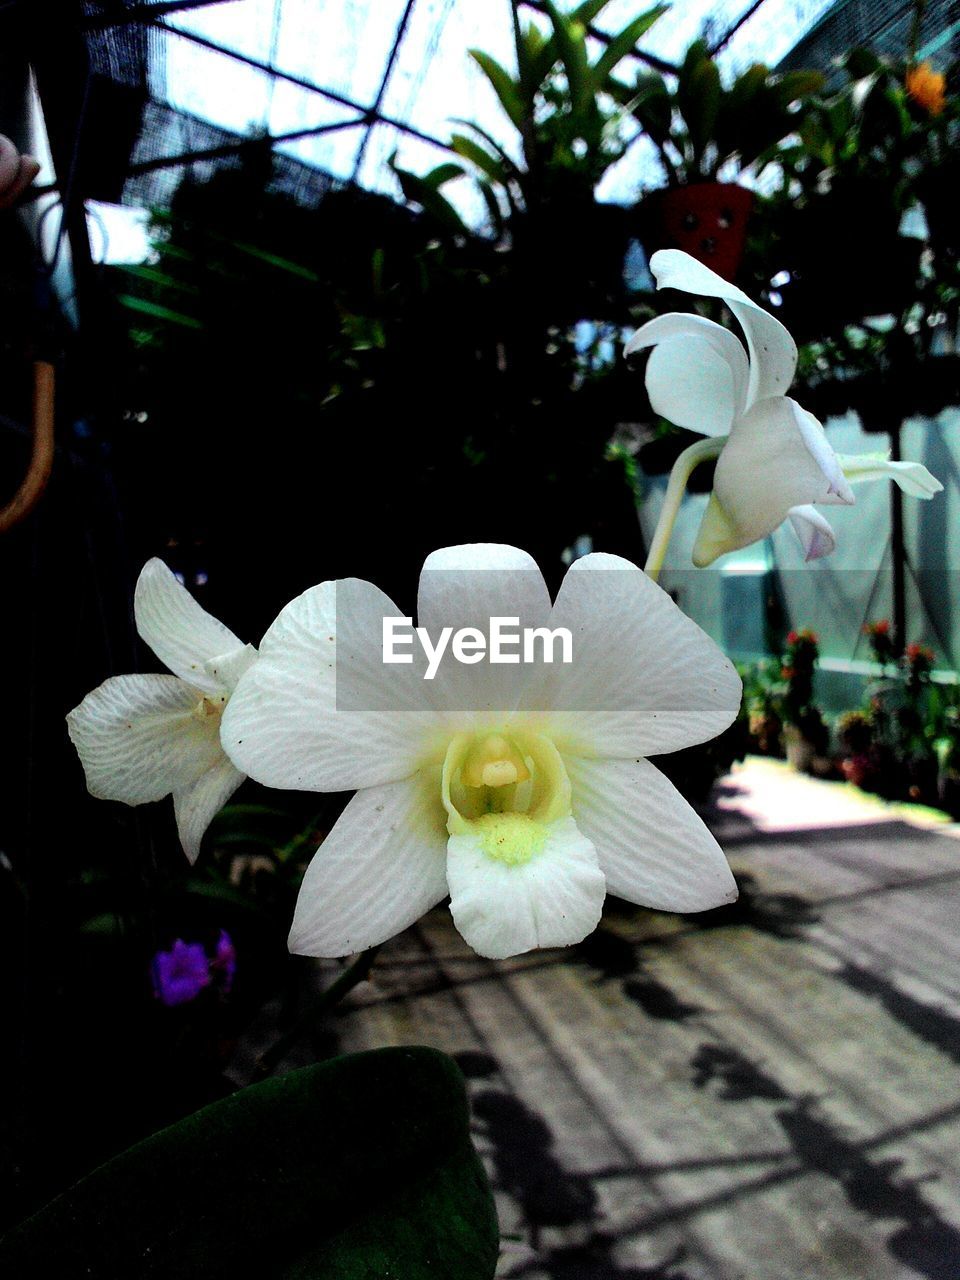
[{"x1": 906, "y1": 61, "x2": 946, "y2": 116}]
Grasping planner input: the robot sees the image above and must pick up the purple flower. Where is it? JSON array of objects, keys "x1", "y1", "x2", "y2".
[
  {"x1": 211, "y1": 929, "x2": 237, "y2": 993},
  {"x1": 152, "y1": 939, "x2": 212, "y2": 1007}
]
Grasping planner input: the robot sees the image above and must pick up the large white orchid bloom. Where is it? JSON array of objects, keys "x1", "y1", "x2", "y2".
[
  {"x1": 221, "y1": 544, "x2": 742, "y2": 961},
  {"x1": 67, "y1": 559, "x2": 257, "y2": 862},
  {"x1": 626, "y1": 250, "x2": 942, "y2": 566}
]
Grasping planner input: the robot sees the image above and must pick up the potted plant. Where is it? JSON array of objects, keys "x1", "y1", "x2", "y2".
[
  {"x1": 779, "y1": 629, "x2": 827, "y2": 772},
  {"x1": 765, "y1": 48, "x2": 948, "y2": 340},
  {"x1": 391, "y1": 0, "x2": 667, "y2": 315},
  {"x1": 743, "y1": 659, "x2": 784, "y2": 756},
  {"x1": 837, "y1": 709, "x2": 874, "y2": 789},
  {"x1": 934, "y1": 695, "x2": 960, "y2": 817},
  {"x1": 615, "y1": 40, "x2": 822, "y2": 280}
]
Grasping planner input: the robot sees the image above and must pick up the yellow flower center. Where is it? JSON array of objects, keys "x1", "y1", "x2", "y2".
[
  {"x1": 441, "y1": 729, "x2": 571, "y2": 865},
  {"x1": 193, "y1": 693, "x2": 227, "y2": 722}
]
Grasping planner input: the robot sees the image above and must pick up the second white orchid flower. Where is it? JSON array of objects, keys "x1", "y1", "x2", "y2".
[
  {"x1": 67, "y1": 559, "x2": 257, "y2": 861},
  {"x1": 222, "y1": 544, "x2": 743, "y2": 961},
  {"x1": 626, "y1": 250, "x2": 942, "y2": 568}
]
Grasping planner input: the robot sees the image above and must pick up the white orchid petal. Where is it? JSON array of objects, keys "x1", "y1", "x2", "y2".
[
  {"x1": 134, "y1": 559, "x2": 244, "y2": 694},
  {"x1": 650, "y1": 249, "x2": 797, "y2": 406},
  {"x1": 202, "y1": 644, "x2": 258, "y2": 693},
  {"x1": 446, "y1": 815, "x2": 605, "y2": 959},
  {"x1": 837, "y1": 452, "x2": 944, "y2": 498},
  {"x1": 646, "y1": 336, "x2": 740, "y2": 437},
  {"x1": 221, "y1": 579, "x2": 440, "y2": 793},
  {"x1": 67, "y1": 674, "x2": 224, "y2": 805},
  {"x1": 713, "y1": 397, "x2": 853, "y2": 549},
  {"x1": 788, "y1": 505, "x2": 837, "y2": 562},
  {"x1": 288, "y1": 769, "x2": 449, "y2": 957},
  {"x1": 566, "y1": 756, "x2": 738, "y2": 912},
  {"x1": 522, "y1": 552, "x2": 742, "y2": 757},
  {"x1": 417, "y1": 543, "x2": 553, "y2": 719},
  {"x1": 626, "y1": 312, "x2": 749, "y2": 432},
  {"x1": 173, "y1": 758, "x2": 245, "y2": 863},
  {"x1": 692, "y1": 492, "x2": 743, "y2": 567}
]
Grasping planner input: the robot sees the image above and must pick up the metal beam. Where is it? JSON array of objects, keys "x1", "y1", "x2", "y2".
[
  {"x1": 709, "y1": 0, "x2": 767, "y2": 56},
  {"x1": 125, "y1": 115, "x2": 366, "y2": 177},
  {"x1": 154, "y1": 19, "x2": 456, "y2": 155},
  {"x1": 351, "y1": 0, "x2": 417, "y2": 180}
]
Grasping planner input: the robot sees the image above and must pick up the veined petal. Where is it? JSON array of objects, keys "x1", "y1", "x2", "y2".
[
  {"x1": 788, "y1": 505, "x2": 837, "y2": 562},
  {"x1": 288, "y1": 768, "x2": 449, "y2": 957},
  {"x1": 417, "y1": 543, "x2": 552, "y2": 719},
  {"x1": 566, "y1": 755, "x2": 738, "y2": 912},
  {"x1": 692, "y1": 492, "x2": 743, "y2": 567},
  {"x1": 625, "y1": 312, "x2": 749, "y2": 434},
  {"x1": 713, "y1": 397, "x2": 853, "y2": 550},
  {"x1": 134, "y1": 559, "x2": 244, "y2": 695},
  {"x1": 446, "y1": 815, "x2": 605, "y2": 959},
  {"x1": 203, "y1": 644, "x2": 258, "y2": 693},
  {"x1": 67, "y1": 674, "x2": 224, "y2": 805},
  {"x1": 650, "y1": 249, "x2": 797, "y2": 407},
  {"x1": 837, "y1": 451, "x2": 944, "y2": 498},
  {"x1": 173, "y1": 757, "x2": 245, "y2": 864},
  {"x1": 222, "y1": 579, "x2": 441, "y2": 793},
  {"x1": 521, "y1": 552, "x2": 742, "y2": 758}
]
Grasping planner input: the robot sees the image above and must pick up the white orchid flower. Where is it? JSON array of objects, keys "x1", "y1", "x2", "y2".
[
  {"x1": 221, "y1": 544, "x2": 742, "y2": 961},
  {"x1": 67, "y1": 559, "x2": 257, "y2": 862},
  {"x1": 625, "y1": 250, "x2": 943, "y2": 567}
]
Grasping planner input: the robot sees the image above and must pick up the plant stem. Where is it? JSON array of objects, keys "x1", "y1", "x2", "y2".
[
  {"x1": 643, "y1": 436, "x2": 724, "y2": 582},
  {"x1": 253, "y1": 945, "x2": 383, "y2": 1080}
]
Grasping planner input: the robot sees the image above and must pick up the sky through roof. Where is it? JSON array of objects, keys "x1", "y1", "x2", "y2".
[{"x1": 114, "y1": 0, "x2": 840, "y2": 236}]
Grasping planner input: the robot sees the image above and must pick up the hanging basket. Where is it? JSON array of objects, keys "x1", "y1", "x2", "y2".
[{"x1": 641, "y1": 182, "x2": 754, "y2": 282}]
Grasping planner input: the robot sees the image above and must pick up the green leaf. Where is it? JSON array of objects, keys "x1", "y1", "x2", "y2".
[
  {"x1": 844, "y1": 47, "x2": 882, "y2": 80},
  {"x1": 391, "y1": 157, "x2": 469, "y2": 235},
  {"x1": 450, "y1": 133, "x2": 507, "y2": 184},
  {"x1": 728, "y1": 62, "x2": 769, "y2": 114},
  {"x1": 525, "y1": 23, "x2": 559, "y2": 91},
  {"x1": 571, "y1": 0, "x2": 619, "y2": 26},
  {"x1": 468, "y1": 50, "x2": 526, "y2": 129},
  {"x1": 117, "y1": 295, "x2": 203, "y2": 330},
  {"x1": 451, "y1": 119, "x2": 520, "y2": 173},
  {"x1": 78, "y1": 912, "x2": 123, "y2": 937},
  {"x1": 0, "y1": 1047, "x2": 499, "y2": 1280},
  {"x1": 679, "y1": 57, "x2": 722, "y2": 165},
  {"x1": 624, "y1": 71, "x2": 672, "y2": 148},
  {"x1": 425, "y1": 162, "x2": 468, "y2": 188},
  {"x1": 541, "y1": 0, "x2": 591, "y2": 114},
  {"x1": 770, "y1": 69, "x2": 825, "y2": 109},
  {"x1": 476, "y1": 180, "x2": 505, "y2": 237},
  {"x1": 592, "y1": 5, "x2": 667, "y2": 85},
  {"x1": 678, "y1": 37, "x2": 711, "y2": 93}
]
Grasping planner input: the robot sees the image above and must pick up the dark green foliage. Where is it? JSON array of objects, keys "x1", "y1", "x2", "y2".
[
  {"x1": 0, "y1": 1047, "x2": 499, "y2": 1280},
  {"x1": 616, "y1": 40, "x2": 824, "y2": 185}
]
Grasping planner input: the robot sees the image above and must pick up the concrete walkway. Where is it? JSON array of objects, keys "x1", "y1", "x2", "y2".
[{"x1": 267, "y1": 759, "x2": 960, "y2": 1279}]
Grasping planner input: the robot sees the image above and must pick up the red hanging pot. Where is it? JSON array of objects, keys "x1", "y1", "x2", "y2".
[{"x1": 642, "y1": 181, "x2": 755, "y2": 282}]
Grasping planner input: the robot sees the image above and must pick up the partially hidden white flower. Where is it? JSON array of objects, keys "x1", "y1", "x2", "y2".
[
  {"x1": 625, "y1": 249, "x2": 943, "y2": 566},
  {"x1": 67, "y1": 559, "x2": 257, "y2": 862},
  {"x1": 221, "y1": 544, "x2": 743, "y2": 961}
]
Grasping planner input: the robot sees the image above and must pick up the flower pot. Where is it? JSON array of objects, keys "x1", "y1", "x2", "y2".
[
  {"x1": 784, "y1": 724, "x2": 815, "y2": 773},
  {"x1": 748, "y1": 712, "x2": 781, "y2": 757},
  {"x1": 841, "y1": 753, "x2": 872, "y2": 789},
  {"x1": 938, "y1": 767, "x2": 960, "y2": 819},
  {"x1": 641, "y1": 182, "x2": 754, "y2": 282}
]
